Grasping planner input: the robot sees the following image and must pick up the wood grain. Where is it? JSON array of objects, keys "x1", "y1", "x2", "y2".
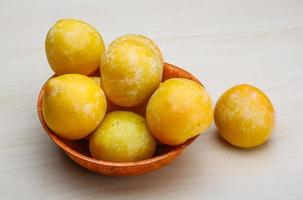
[{"x1": 0, "y1": 0, "x2": 303, "y2": 199}]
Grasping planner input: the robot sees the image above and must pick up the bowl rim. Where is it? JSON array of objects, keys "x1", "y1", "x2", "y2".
[{"x1": 37, "y1": 62, "x2": 200, "y2": 167}]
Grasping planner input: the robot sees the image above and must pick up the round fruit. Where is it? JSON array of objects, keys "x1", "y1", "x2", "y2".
[
  {"x1": 214, "y1": 84, "x2": 276, "y2": 148},
  {"x1": 89, "y1": 111, "x2": 156, "y2": 162},
  {"x1": 100, "y1": 34, "x2": 164, "y2": 107},
  {"x1": 45, "y1": 19, "x2": 105, "y2": 75},
  {"x1": 146, "y1": 78, "x2": 213, "y2": 146},
  {"x1": 43, "y1": 74, "x2": 107, "y2": 140}
]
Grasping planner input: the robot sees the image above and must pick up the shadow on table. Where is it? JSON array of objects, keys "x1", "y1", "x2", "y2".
[
  {"x1": 45, "y1": 141, "x2": 200, "y2": 198},
  {"x1": 214, "y1": 130, "x2": 273, "y2": 153},
  {"x1": 38, "y1": 129, "x2": 275, "y2": 198}
]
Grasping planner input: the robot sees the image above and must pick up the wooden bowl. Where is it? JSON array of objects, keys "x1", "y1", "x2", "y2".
[{"x1": 37, "y1": 63, "x2": 203, "y2": 176}]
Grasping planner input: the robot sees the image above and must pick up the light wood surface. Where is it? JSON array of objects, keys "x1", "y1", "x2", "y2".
[{"x1": 1, "y1": 0, "x2": 302, "y2": 199}]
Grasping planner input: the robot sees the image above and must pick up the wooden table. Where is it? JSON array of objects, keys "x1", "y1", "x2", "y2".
[{"x1": 1, "y1": 0, "x2": 302, "y2": 199}]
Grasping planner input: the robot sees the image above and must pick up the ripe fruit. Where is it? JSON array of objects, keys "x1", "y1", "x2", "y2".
[
  {"x1": 100, "y1": 34, "x2": 164, "y2": 107},
  {"x1": 45, "y1": 19, "x2": 105, "y2": 75},
  {"x1": 89, "y1": 111, "x2": 156, "y2": 162},
  {"x1": 214, "y1": 84, "x2": 276, "y2": 148},
  {"x1": 146, "y1": 78, "x2": 213, "y2": 146},
  {"x1": 42, "y1": 74, "x2": 107, "y2": 140}
]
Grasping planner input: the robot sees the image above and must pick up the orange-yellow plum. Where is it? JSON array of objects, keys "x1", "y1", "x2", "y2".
[
  {"x1": 45, "y1": 19, "x2": 105, "y2": 75},
  {"x1": 146, "y1": 78, "x2": 213, "y2": 146},
  {"x1": 42, "y1": 74, "x2": 107, "y2": 140},
  {"x1": 89, "y1": 111, "x2": 156, "y2": 162},
  {"x1": 100, "y1": 34, "x2": 163, "y2": 107},
  {"x1": 214, "y1": 84, "x2": 276, "y2": 148}
]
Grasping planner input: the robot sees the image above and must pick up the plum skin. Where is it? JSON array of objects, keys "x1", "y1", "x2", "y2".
[
  {"x1": 43, "y1": 74, "x2": 107, "y2": 140},
  {"x1": 100, "y1": 34, "x2": 164, "y2": 107},
  {"x1": 45, "y1": 19, "x2": 105, "y2": 75},
  {"x1": 214, "y1": 84, "x2": 276, "y2": 148},
  {"x1": 146, "y1": 78, "x2": 213, "y2": 146},
  {"x1": 89, "y1": 111, "x2": 156, "y2": 162}
]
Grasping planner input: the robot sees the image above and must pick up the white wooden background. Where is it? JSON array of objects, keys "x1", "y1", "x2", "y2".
[{"x1": 0, "y1": 0, "x2": 302, "y2": 199}]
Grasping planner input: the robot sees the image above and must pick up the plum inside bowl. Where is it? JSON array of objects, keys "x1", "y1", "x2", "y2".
[{"x1": 37, "y1": 62, "x2": 203, "y2": 176}]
